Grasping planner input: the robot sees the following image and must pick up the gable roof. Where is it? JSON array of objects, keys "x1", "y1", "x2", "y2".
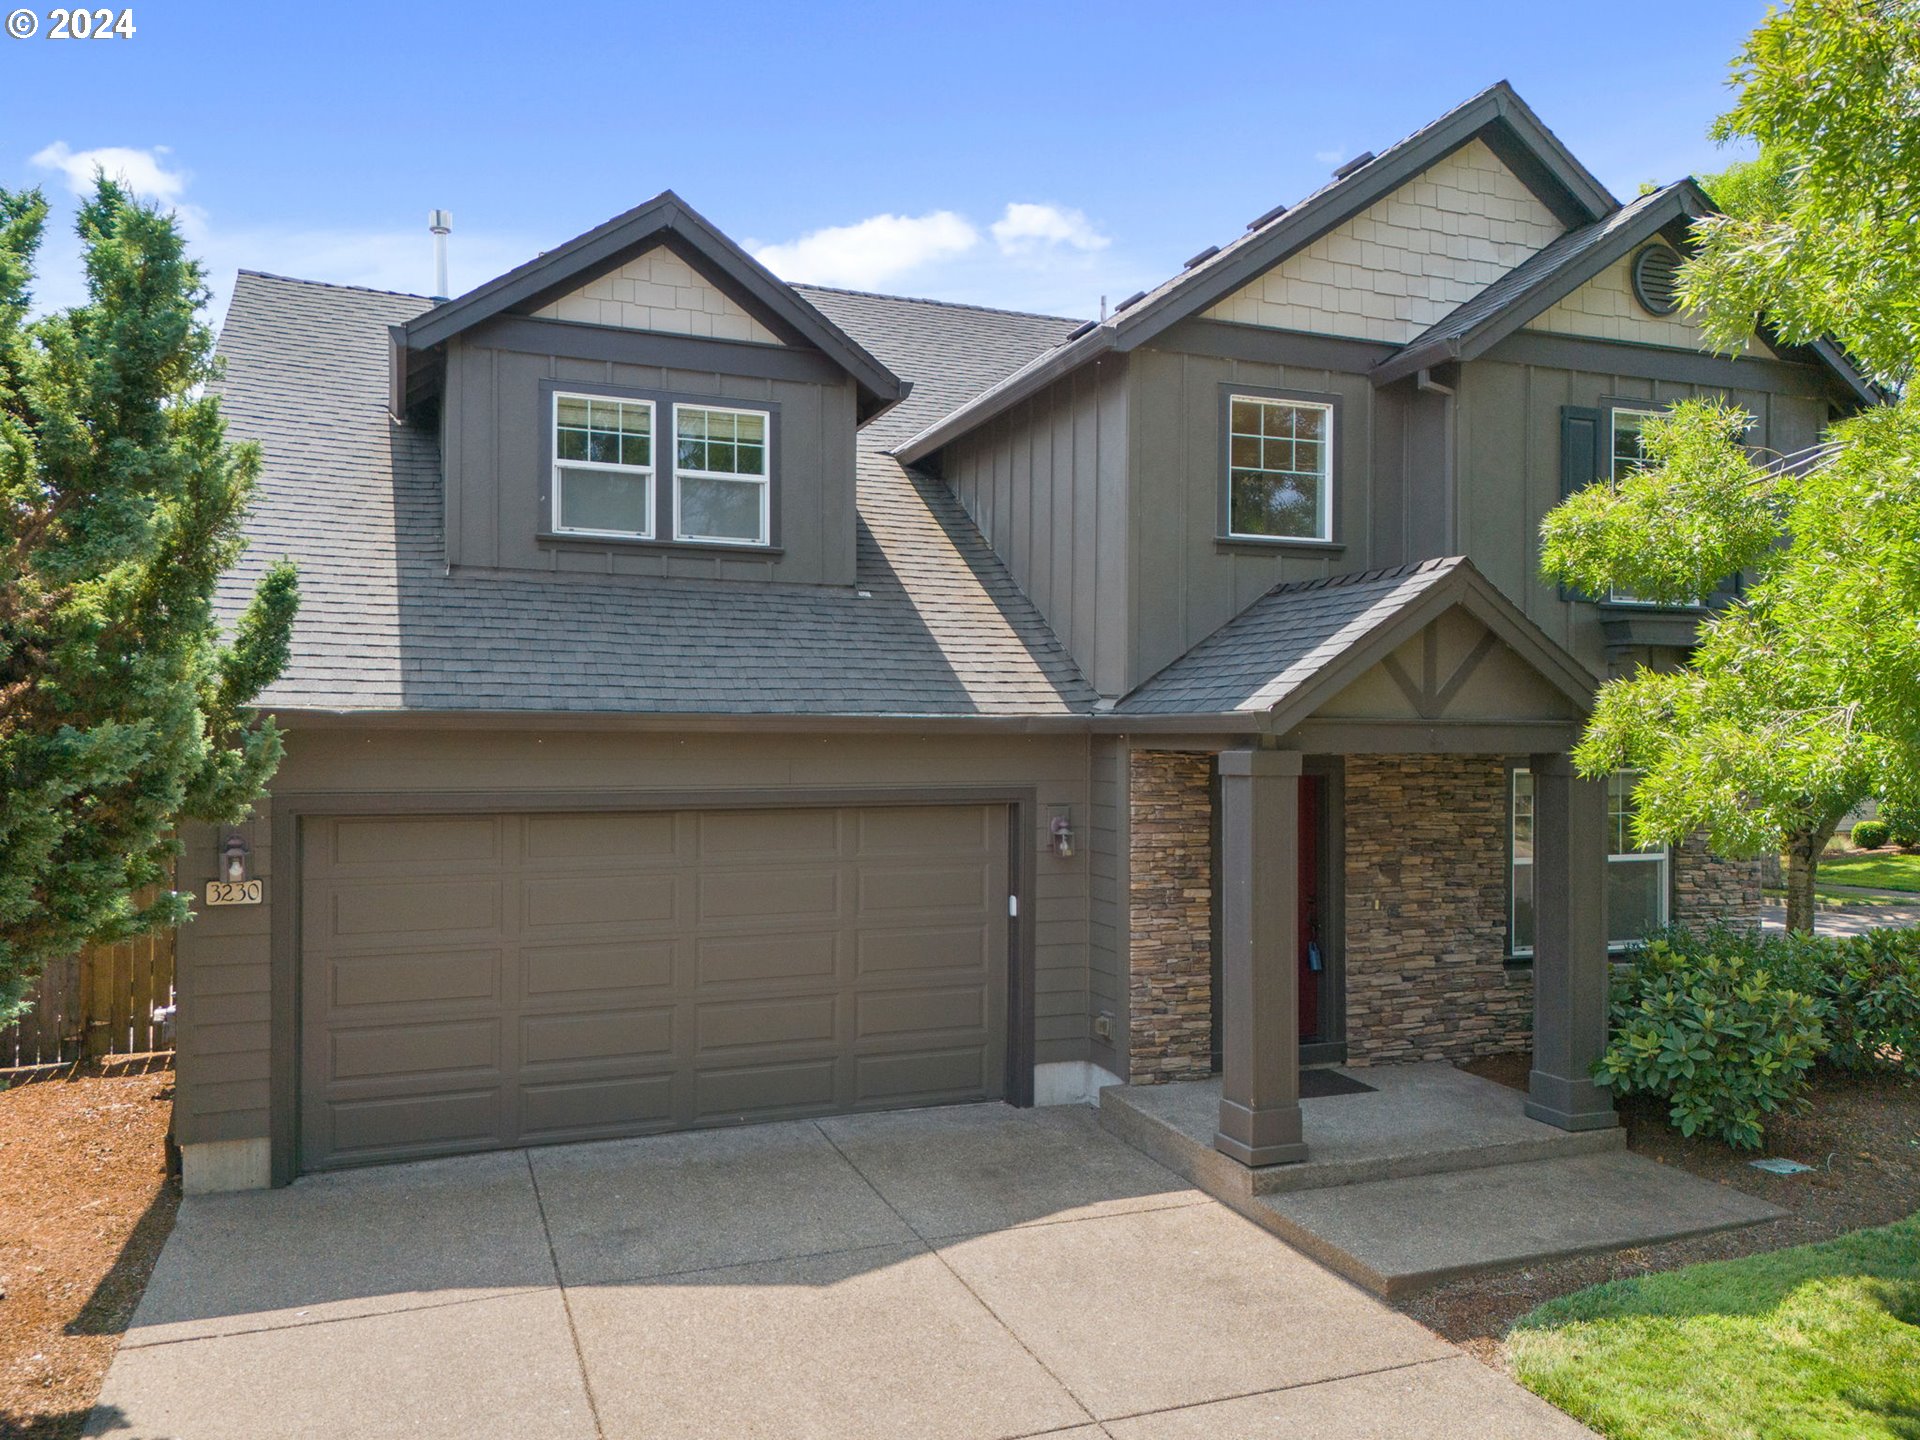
[
  {"x1": 1372, "y1": 180, "x2": 1884, "y2": 403},
  {"x1": 216, "y1": 272, "x2": 1092, "y2": 721},
  {"x1": 397, "y1": 190, "x2": 907, "y2": 419},
  {"x1": 1114, "y1": 556, "x2": 1596, "y2": 729},
  {"x1": 894, "y1": 80, "x2": 1614, "y2": 464}
]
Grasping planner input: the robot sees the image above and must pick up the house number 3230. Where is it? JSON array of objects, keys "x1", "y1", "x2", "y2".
[{"x1": 205, "y1": 879, "x2": 263, "y2": 906}]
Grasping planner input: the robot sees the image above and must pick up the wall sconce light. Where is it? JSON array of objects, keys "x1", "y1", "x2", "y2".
[
  {"x1": 220, "y1": 831, "x2": 250, "y2": 883},
  {"x1": 1049, "y1": 810, "x2": 1075, "y2": 860}
]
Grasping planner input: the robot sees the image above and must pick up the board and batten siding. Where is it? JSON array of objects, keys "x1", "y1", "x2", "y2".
[
  {"x1": 440, "y1": 334, "x2": 859, "y2": 586},
  {"x1": 1124, "y1": 343, "x2": 1380, "y2": 692},
  {"x1": 940, "y1": 355, "x2": 1131, "y2": 699},
  {"x1": 170, "y1": 727, "x2": 1096, "y2": 1170},
  {"x1": 1452, "y1": 352, "x2": 1832, "y2": 674}
]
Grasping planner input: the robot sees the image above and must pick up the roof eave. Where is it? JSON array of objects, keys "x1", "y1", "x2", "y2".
[{"x1": 891, "y1": 327, "x2": 1118, "y2": 465}]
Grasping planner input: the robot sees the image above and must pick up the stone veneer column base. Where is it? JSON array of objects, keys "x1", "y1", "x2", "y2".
[{"x1": 1126, "y1": 751, "x2": 1214, "y2": 1084}]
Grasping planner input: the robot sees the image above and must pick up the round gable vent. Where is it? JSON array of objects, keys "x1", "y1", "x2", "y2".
[{"x1": 1631, "y1": 244, "x2": 1683, "y2": 316}]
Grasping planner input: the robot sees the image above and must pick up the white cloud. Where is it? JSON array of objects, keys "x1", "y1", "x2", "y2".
[
  {"x1": 31, "y1": 141, "x2": 189, "y2": 203},
  {"x1": 989, "y1": 202, "x2": 1109, "y2": 256},
  {"x1": 754, "y1": 211, "x2": 979, "y2": 289},
  {"x1": 1314, "y1": 148, "x2": 1345, "y2": 166},
  {"x1": 20, "y1": 139, "x2": 536, "y2": 323}
]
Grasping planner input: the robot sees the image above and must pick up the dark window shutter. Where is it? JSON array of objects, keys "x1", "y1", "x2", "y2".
[
  {"x1": 1558, "y1": 406, "x2": 1605, "y2": 601},
  {"x1": 1560, "y1": 406, "x2": 1605, "y2": 499}
]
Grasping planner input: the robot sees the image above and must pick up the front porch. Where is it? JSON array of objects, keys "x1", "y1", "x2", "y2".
[{"x1": 1098, "y1": 1063, "x2": 1784, "y2": 1295}]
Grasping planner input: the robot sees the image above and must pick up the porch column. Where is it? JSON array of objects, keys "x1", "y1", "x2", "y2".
[
  {"x1": 1214, "y1": 750, "x2": 1308, "y2": 1166},
  {"x1": 1525, "y1": 753, "x2": 1617, "y2": 1131}
]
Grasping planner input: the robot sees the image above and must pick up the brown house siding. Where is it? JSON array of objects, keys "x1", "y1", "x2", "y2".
[
  {"x1": 1342, "y1": 755, "x2": 1533, "y2": 1065},
  {"x1": 1125, "y1": 750, "x2": 1214, "y2": 1084}
]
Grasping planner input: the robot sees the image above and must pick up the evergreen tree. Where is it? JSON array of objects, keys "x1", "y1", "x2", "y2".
[{"x1": 0, "y1": 177, "x2": 296, "y2": 1024}]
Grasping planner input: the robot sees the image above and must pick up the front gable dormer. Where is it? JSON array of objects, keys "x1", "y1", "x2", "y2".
[{"x1": 391, "y1": 193, "x2": 905, "y2": 587}]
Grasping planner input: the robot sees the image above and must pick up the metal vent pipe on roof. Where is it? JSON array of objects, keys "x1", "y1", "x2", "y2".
[{"x1": 428, "y1": 209, "x2": 452, "y2": 301}]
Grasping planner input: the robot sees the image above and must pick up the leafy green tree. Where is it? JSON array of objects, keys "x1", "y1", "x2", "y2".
[
  {"x1": 1540, "y1": 0, "x2": 1920, "y2": 934},
  {"x1": 0, "y1": 178, "x2": 297, "y2": 1025}
]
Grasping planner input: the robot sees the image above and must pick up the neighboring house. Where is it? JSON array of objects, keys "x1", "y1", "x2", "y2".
[{"x1": 175, "y1": 82, "x2": 1877, "y2": 1191}]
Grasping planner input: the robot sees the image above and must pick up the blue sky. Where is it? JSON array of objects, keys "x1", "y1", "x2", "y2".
[{"x1": 2, "y1": 0, "x2": 1768, "y2": 322}]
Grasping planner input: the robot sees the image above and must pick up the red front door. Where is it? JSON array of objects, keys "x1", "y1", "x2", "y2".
[{"x1": 1297, "y1": 776, "x2": 1322, "y2": 1041}]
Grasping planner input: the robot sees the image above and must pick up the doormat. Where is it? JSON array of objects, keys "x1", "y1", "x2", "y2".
[{"x1": 1299, "y1": 1069, "x2": 1376, "y2": 1099}]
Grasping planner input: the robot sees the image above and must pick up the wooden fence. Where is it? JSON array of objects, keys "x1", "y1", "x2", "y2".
[{"x1": 1, "y1": 920, "x2": 175, "y2": 1068}]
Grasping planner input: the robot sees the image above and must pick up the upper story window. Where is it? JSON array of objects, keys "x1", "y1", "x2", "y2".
[
  {"x1": 1510, "y1": 767, "x2": 1669, "y2": 958},
  {"x1": 674, "y1": 404, "x2": 770, "y2": 546},
  {"x1": 551, "y1": 390, "x2": 773, "y2": 549},
  {"x1": 1607, "y1": 406, "x2": 1692, "y2": 606},
  {"x1": 554, "y1": 395, "x2": 655, "y2": 539},
  {"x1": 1226, "y1": 395, "x2": 1333, "y2": 542}
]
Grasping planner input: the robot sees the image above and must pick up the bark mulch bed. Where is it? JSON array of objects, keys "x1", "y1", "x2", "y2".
[
  {"x1": 1398, "y1": 1054, "x2": 1920, "y2": 1370},
  {"x1": 0, "y1": 1056, "x2": 178, "y2": 1440}
]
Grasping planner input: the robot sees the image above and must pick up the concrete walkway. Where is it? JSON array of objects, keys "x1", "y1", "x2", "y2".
[
  {"x1": 1761, "y1": 898, "x2": 1920, "y2": 935},
  {"x1": 87, "y1": 1104, "x2": 1593, "y2": 1439}
]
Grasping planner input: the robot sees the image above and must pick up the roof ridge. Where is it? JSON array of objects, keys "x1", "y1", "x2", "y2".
[
  {"x1": 236, "y1": 269, "x2": 434, "y2": 302},
  {"x1": 793, "y1": 283, "x2": 1085, "y2": 324}
]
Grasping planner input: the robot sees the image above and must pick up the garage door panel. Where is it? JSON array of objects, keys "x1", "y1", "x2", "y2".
[
  {"x1": 301, "y1": 804, "x2": 1008, "y2": 1171},
  {"x1": 856, "y1": 926, "x2": 988, "y2": 976},
  {"x1": 856, "y1": 987, "x2": 986, "y2": 1040},
  {"x1": 858, "y1": 864, "x2": 988, "y2": 914},
  {"x1": 856, "y1": 805, "x2": 990, "y2": 855},
  {"x1": 696, "y1": 996, "x2": 839, "y2": 1053},
  {"x1": 521, "y1": 939, "x2": 677, "y2": 997},
  {"x1": 327, "y1": 947, "x2": 504, "y2": 1010},
  {"x1": 520, "y1": 1074, "x2": 676, "y2": 1141},
  {"x1": 328, "y1": 879, "x2": 503, "y2": 940},
  {"x1": 698, "y1": 807, "x2": 838, "y2": 858},
  {"x1": 854, "y1": 1048, "x2": 991, "y2": 1104},
  {"x1": 695, "y1": 932, "x2": 838, "y2": 986},
  {"x1": 522, "y1": 811, "x2": 678, "y2": 863},
  {"x1": 327, "y1": 1089, "x2": 504, "y2": 1159},
  {"x1": 697, "y1": 869, "x2": 839, "y2": 923},
  {"x1": 329, "y1": 1017, "x2": 502, "y2": 1083},
  {"x1": 330, "y1": 816, "x2": 502, "y2": 869},
  {"x1": 521, "y1": 1007, "x2": 674, "y2": 1066},
  {"x1": 695, "y1": 1059, "x2": 839, "y2": 1121},
  {"x1": 523, "y1": 874, "x2": 677, "y2": 931}
]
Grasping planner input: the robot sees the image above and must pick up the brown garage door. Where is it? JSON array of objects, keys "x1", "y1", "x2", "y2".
[{"x1": 298, "y1": 804, "x2": 1009, "y2": 1171}]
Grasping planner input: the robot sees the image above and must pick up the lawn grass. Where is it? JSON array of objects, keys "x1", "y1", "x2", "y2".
[
  {"x1": 1819, "y1": 849, "x2": 1920, "y2": 893},
  {"x1": 1507, "y1": 1213, "x2": 1920, "y2": 1440}
]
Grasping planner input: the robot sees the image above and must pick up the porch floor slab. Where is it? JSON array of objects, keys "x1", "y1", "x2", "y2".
[
  {"x1": 1098, "y1": 1065, "x2": 1786, "y2": 1295},
  {"x1": 1099, "y1": 1063, "x2": 1624, "y2": 1199},
  {"x1": 1255, "y1": 1151, "x2": 1787, "y2": 1296}
]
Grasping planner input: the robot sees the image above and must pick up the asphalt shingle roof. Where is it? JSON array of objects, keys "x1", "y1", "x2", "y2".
[
  {"x1": 214, "y1": 271, "x2": 1095, "y2": 717},
  {"x1": 1115, "y1": 558, "x2": 1466, "y2": 715}
]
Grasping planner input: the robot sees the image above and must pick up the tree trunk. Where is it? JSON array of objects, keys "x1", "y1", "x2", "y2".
[{"x1": 1782, "y1": 812, "x2": 1843, "y2": 934}]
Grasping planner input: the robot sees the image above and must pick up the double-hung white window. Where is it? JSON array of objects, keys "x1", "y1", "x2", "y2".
[
  {"x1": 673, "y1": 404, "x2": 770, "y2": 546},
  {"x1": 551, "y1": 393, "x2": 772, "y2": 547},
  {"x1": 1510, "y1": 768, "x2": 1669, "y2": 956},
  {"x1": 1226, "y1": 395, "x2": 1333, "y2": 541},
  {"x1": 1605, "y1": 407, "x2": 1676, "y2": 606},
  {"x1": 553, "y1": 394, "x2": 655, "y2": 539}
]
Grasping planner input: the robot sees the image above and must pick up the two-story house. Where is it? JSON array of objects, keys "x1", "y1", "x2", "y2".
[{"x1": 174, "y1": 82, "x2": 1878, "y2": 1191}]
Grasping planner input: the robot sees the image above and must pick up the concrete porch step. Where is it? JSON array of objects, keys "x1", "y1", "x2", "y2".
[
  {"x1": 1099, "y1": 1065, "x2": 1625, "y2": 1200},
  {"x1": 1244, "y1": 1150, "x2": 1787, "y2": 1296}
]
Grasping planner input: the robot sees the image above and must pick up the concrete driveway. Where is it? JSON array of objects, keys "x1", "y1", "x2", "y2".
[{"x1": 87, "y1": 1104, "x2": 1591, "y2": 1439}]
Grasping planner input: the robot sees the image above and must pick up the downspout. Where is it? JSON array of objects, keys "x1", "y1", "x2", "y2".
[{"x1": 1415, "y1": 367, "x2": 1459, "y2": 556}]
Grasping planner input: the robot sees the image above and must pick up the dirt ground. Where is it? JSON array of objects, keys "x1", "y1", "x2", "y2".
[
  {"x1": 0, "y1": 1058, "x2": 178, "y2": 1440},
  {"x1": 1400, "y1": 1055, "x2": 1920, "y2": 1367}
]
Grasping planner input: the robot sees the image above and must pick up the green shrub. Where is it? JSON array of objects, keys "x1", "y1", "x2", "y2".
[
  {"x1": 1770, "y1": 927, "x2": 1920, "y2": 1075},
  {"x1": 1881, "y1": 795, "x2": 1920, "y2": 849},
  {"x1": 1853, "y1": 818, "x2": 1892, "y2": 849},
  {"x1": 1597, "y1": 940, "x2": 1826, "y2": 1149}
]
